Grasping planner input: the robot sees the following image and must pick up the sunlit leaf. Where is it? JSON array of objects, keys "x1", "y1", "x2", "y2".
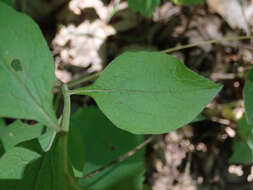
[{"x1": 73, "y1": 51, "x2": 222, "y2": 134}]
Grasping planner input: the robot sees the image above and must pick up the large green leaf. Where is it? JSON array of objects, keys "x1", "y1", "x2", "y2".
[
  {"x1": 0, "y1": 3, "x2": 58, "y2": 130},
  {"x1": 69, "y1": 107, "x2": 145, "y2": 190},
  {"x1": 171, "y1": 0, "x2": 204, "y2": 6},
  {"x1": 0, "y1": 135, "x2": 84, "y2": 190},
  {"x1": 72, "y1": 51, "x2": 222, "y2": 134},
  {"x1": 0, "y1": 120, "x2": 44, "y2": 152},
  {"x1": 229, "y1": 116, "x2": 253, "y2": 164},
  {"x1": 128, "y1": 0, "x2": 160, "y2": 17},
  {"x1": 243, "y1": 67, "x2": 253, "y2": 123}
]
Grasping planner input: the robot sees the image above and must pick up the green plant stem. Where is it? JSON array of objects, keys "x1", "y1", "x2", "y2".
[
  {"x1": 67, "y1": 72, "x2": 101, "y2": 89},
  {"x1": 61, "y1": 84, "x2": 71, "y2": 132},
  {"x1": 161, "y1": 35, "x2": 253, "y2": 53}
]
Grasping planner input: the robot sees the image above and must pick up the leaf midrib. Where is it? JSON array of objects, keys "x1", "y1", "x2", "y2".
[{"x1": 0, "y1": 57, "x2": 58, "y2": 130}]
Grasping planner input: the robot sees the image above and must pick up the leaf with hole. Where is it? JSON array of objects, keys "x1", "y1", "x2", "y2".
[
  {"x1": 69, "y1": 107, "x2": 145, "y2": 190},
  {"x1": 72, "y1": 51, "x2": 222, "y2": 134},
  {"x1": 0, "y1": 2, "x2": 58, "y2": 131},
  {"x1": 127, "y1": 0, "x2": 160, "y2": 17}
]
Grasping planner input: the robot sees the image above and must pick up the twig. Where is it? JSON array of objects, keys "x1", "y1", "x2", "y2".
[
  {"x1": 67, "y1": 72, "x2": 101, "y2": 89},
  {"x1": 65, "y1": 35, "x2": 252, "y2": 91},
  {"x1": 83, "y1": 135, "x2": 155, "y2": 180},
  {"x1": 161, "y1": 35, "x2": 253, "y2": 53}
]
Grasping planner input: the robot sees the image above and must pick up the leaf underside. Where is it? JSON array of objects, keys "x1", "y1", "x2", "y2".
[
  {"x1": 75, "y1": 51, "x2": 222, "y2": 134},
  {"x1": 0, "y1": 3, "x2": 58, "y2": 130}
]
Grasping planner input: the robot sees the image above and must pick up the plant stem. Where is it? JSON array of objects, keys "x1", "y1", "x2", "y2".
[
  {"x1": 61, "y1": 84, "x2": 71, "y2": 132},
  {"x1": 83, "y1": 135, "x2": 155, "y2": 180},
  {"x1": 161, "y1": 35, "x2": 253, "y2": 53},
  {"x1": 67, "y1": 72, "x2": 101, "y2": 89}
]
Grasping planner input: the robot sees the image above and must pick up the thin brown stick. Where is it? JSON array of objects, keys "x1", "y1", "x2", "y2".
[
  {"x1": 83, "y1": 135, "x2": 155, "y2": 180},
  {"x1": 161, "y1": 35, "x2": 253, "y2": 53}
]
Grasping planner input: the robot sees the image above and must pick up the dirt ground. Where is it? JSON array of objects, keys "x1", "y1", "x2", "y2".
[{"x1": 28, "y1": 0, "x2": 253, "y2": 189}]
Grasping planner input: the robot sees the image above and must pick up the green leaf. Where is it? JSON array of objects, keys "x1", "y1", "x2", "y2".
[
  {"x1": 229, "y1": 141, "x2": 253, "y2": 164},
  {"x1": 69, "y1": 107, "x2": 145, "y2": 190},
  {"x1": 72, "y1": 51, "x2": 222, "y2": 134},
  {"x1": 128, "y1": 0, "x2": 160, "y2": 17},
  {"x1": 244, "y1": 67, "x2": 253, "y2": 123},
  {"x1": 0, "y1": 0, "x2": 14, "y2": 7},
  {"x1": 0, "y1": 120, "x2": 44, "y2": 152},
  {"x1": 143, "y1": 185, "x2": 152, "y2": 190},
  {"x1": 0, "y1": 2, "x2": 59, "y2": 131},
  {"x1": 0, "y1": 135, "x2": 84, "y2": 190},
  {"x1": 229, "y1": 116, "x2": 253, "y2": 164},
  {"x1": 0, "y1": 119, "x2": 5, "y2": 157},
  {"x1": 171, "y1": 0, "x2": 204, "y2": 6},
  {"x1": 237, "y1": 116, "x2": 253, "y2": 141},
  {"x1": 191, "y1": 114, "x2": 205, "y2": 123},
  {"x1": 38, "y1": 127, "x2": 56, "y2": 152}
]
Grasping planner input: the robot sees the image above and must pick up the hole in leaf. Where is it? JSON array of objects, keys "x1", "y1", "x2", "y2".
[{"x1": 10, "y1": 59, "x2": 23, "y2": 72}]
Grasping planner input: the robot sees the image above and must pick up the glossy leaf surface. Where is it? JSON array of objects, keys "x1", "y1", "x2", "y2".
[
  {"x1": 0, "y1": 3, "x2": 58, "y2": 130},
  {"x1": 74, "y1": 51, "x2": 222, "y2": 134},
  {"x1": 69, "y1": 107, "x2": 145, "y2": 190}
]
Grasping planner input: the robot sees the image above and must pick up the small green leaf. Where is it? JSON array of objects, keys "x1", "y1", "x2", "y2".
[
  {"x1": 128, "y1": 0, "x2": 160, "y2": 17},
  {"x1": 0, "y1": 135, "x2": 83, "y2": 190},
  {"x1": 69, "y1": 107, "x2": 145, "y2": 190},
  {"x1": 0, "y1": 2, "x2": 59, "y2": 131},
  {"x1": 237, "y1": 116, "x2": 253, "y2": 141},
  {"x1": 229, "y1": 141, "x2": 253, "y2": 164},
  {"x1": 171, "y1": 0, "x2": 204, "y2": 6},
  {"x1": 229, "y1": 116, "x2": 253, "y2": 164},
  {"x1": 0, "y1": 0, "x2": 14, "y2": 7},
  {"x1": 73, "y1": 51, "x2": 222, "y2": 134},
  {"x1": 244, "y1": 67, "x2": 253, "y2": 123},
  {"x1": 38, "y1": 127, "x2": 56, "y2": 152},
  {"x1": 0, "y1": 120, "x2": 44, "y2": 151}
]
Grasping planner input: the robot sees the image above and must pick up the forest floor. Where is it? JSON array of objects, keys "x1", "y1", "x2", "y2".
[{"x1": 36, "y1": 0, "x2": 253, "y2": 189}]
